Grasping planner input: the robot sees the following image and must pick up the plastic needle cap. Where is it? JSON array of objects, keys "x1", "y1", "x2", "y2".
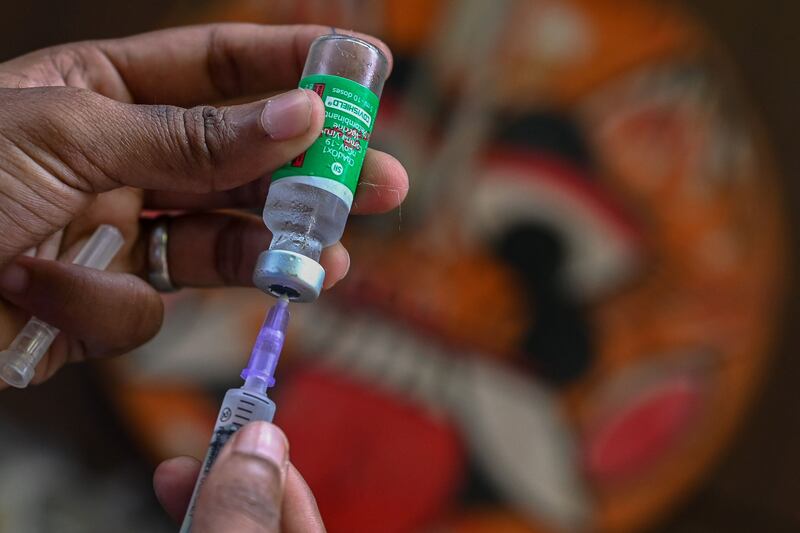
[
  {"x1": 0, "y1": 225, "x2": 124, "y2": 388},
  {"x1": 241, "y1": 297, "x2": 290, "y2": 392}
]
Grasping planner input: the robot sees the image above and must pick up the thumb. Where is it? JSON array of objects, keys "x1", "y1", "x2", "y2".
[
  {"x1": 5, "y1": 86, "x2": 323, "y2": 194},
  {"x1": 194, "y1": 422, "x2": 290, "y2": 533}
]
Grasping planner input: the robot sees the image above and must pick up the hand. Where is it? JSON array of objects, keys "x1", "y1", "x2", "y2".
[
  {"x1": 154, "y1": 422, "x2": 325, "y2": 532},
  {"x1": 0, "y1": 24, "x2": 407, "y2": 386}
]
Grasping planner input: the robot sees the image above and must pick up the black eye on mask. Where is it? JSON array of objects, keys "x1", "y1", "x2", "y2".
[{"x1": 494, "y1": 222, "x2": 593, "y2": 386}]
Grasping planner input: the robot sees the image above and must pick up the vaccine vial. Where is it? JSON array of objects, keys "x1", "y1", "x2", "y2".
[{"x1": 253, "y1": 35, "x2": 390, "y2": 302}]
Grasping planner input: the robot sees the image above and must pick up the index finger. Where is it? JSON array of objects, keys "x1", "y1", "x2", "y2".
[{"x1": 95, "y1": 23, "x2": 393, "y2": 105}]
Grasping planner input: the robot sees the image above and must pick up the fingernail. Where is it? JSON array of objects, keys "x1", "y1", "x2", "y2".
[
  {"x1": 343, "y1": 248, "x2": 351, "y2": 277},
  {"x1": 0, "y1": 263, "x2": 29, "y2": 294},
  {"x1": 261, "y1": 89, "x2": 313, "y2": 140},
  {"x1": 233, "y1": 422, "x2": 289, "y2": 472}
]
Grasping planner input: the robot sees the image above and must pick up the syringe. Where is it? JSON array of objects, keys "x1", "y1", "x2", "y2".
[
  {"x1": 0, "y1": 224, "x2": 124, "y2": 388},
  {"x1": 179, "y1": 296, "x2": 290, "y2": 533}
]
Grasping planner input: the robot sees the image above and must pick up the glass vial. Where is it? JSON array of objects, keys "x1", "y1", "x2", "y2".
[{"x1": 253, "y1": 34, "x2": 390, "y2": 302}]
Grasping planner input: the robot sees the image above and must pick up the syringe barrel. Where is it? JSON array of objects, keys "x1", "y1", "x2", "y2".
[
  {"x1": 0, "y1": 224, "x2": 124, "y2": 388},
  {"x1": 72, "y1": 225, "x2": 124, "y2": 269},
  {"x1": 179, "y1": 387, "x2": 276, "y2": 533},
  {"x1": 0, "y1": 318, "x2": 58, "y2": 388}
]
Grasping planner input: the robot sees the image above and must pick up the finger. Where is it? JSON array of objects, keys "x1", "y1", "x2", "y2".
[
  {"x1": 138, "y1": 212, "x2": 350, "y2": 289},
  {"x1": 154, "y1": 456, "x2": 202, "y2": 523},
  {"x1": 101, "y1": 24, "x2": 392, "y2": 105},
  {"x1": 282, "y1": 464, "x2": 325, "y2": 533},
  {"x1": 10, "y1": 85, "x2": 326, "y2": 195},
  {"x1": 143, "y1": 149, "x2": 409, "y2": 215},
  {"x1": 321, "y1": 242, "x2": 349, "y2": 290},
  {"x1": 353, "y1": 149, "x2": 409, "y2": 214},
  {"x1": 152, "y1": 458, "x2": 323, "y2": 531},
  {"x1": 0, "y1": 257, "x2": 163, "y2": 359},
  {"x1": 194, "y1": 422, "x2": 289, "y2": 533},
  {"x1": 2, "y1": 24, "x2": 392, "y2": 105}
]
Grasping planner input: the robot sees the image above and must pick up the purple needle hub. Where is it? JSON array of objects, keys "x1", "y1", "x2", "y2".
[{"x1": 241, "y1": 297, "x2": 290, "y2": 392}]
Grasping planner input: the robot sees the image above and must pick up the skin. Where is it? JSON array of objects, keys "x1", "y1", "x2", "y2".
[
  {"x1": 0, "y1": 23, "x2": 408, "y2": 530},
  {"x1": 154, "y1": 423, "x2": 326, "y2": 532}
]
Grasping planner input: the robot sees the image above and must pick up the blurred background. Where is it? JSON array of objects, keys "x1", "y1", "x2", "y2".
[{"x1": 0, "y1": 1, "x2": 797, "y2": 532}]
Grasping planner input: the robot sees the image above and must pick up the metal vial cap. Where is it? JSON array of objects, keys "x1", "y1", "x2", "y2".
[{"x1": 253, "y1": 250, "x2": 325, "y2": 303}]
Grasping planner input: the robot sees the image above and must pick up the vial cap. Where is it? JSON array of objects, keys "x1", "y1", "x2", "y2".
[{"x1": 253, "y1": 250, "x2": 325, "y2": 303}]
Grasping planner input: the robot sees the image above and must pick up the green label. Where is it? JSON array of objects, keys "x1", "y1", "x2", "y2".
[{"x1": 271, "y1": 74, "x2": 380, "y2": 202}]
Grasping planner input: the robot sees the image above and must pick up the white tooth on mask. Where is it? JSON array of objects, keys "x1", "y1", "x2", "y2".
[
  {"x1": 293, "y1": 303, "x2": 592, "y2": 530},
  {"x1": 452, "y1": 358, "x2": 591, "y2": 530},
  {"x1": 294, "y1": 303, "x2": 457, "y2": 411}
]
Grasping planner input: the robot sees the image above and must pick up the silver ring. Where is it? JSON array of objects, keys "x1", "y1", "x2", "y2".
[{"x1": 147, "y1": 216, "x2": 179, "y2": 292}]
